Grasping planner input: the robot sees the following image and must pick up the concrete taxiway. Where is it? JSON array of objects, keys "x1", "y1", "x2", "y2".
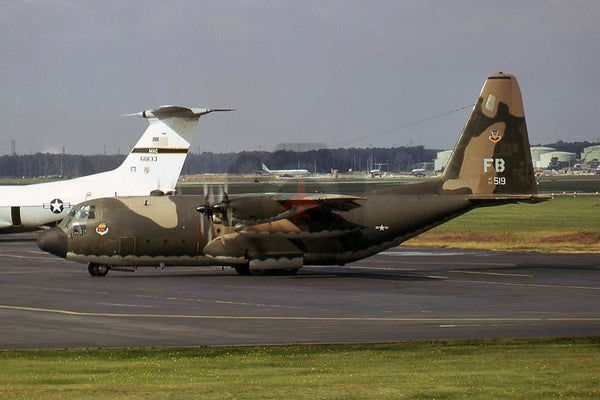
[{"x1": 0, "y1": 233, "x2": 599, "y2": 349}]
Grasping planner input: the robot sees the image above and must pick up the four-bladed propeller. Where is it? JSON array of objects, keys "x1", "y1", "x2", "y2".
[
  {"x1": 196, "y1": 194, "x2": 230, "y2": 219},
  {"x1": 196, "y1": 184, "x2": 232, "y2": 226}
]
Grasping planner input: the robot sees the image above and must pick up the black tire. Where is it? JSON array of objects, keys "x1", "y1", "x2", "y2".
[
  {"x1": 272, "y1": 268, "x2": 300, "y2": 276},
  {"x1": 88, "y1": 263, "x2": 110, "y2": 277},
  {"x1": 234, "y1": 265, "x2": 252, "y2": 275},
  {"x1": 252, "y1": 268, "x2": 300, "y2": 276}
]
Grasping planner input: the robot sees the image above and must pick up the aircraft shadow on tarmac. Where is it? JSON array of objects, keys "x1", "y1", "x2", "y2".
[
  {"x1": 294, "y1": 271, "x2": 443, "y2": 281},
  {"x1": 105, "y1": 269, "x2": 444, "y2": 282}
]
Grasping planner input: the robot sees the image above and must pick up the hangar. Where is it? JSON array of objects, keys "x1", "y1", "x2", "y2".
[{"x1": 539, "y1": 151, "x2": 576, "y2": 170}]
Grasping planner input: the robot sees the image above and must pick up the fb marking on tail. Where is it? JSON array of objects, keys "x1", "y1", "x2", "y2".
[{"x1": 483, "y1": 158, "x2": 506, "y2": 173}]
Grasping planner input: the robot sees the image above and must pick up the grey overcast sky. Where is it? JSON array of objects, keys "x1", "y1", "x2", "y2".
[{"x1": 1, "y1": 0, "x2": 599, "y2": 155}]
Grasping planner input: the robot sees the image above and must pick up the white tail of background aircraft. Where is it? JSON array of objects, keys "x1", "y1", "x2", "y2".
[{"x1": 0, "y1": 105, "x2": 232, "y2": 231}]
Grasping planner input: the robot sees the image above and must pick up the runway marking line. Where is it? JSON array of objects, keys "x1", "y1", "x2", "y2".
[
  {"x1": 134, "y1": 294, "x2": 305, "y2": 310},
  {"x1": 6, "y1": 285, "x2": 108, "y2": 295},
  {"x1": 0, "y1": 271, "x2": 38, "y2": 275},
  {"x1": 98, "y1": 302, "x2": 156, "y2": 309},
  {"x1": 378, "y1": 261, "x2": 515, "y2": 267},
  {"x1": 1, "y1": 304, "x2": 599, "y2": 323},
  {"x1": 440, "y1": 323, "x2": 521, "y2": 328},
  {"x1": 450, "y1": 270, "x2": 533, "y2": 278},
  {"x1": 452, "y1": 279, "x2": 600, "y2": 291},
  {"x1": 0, "y1": 254, "x2": 60, "y2": 261}
]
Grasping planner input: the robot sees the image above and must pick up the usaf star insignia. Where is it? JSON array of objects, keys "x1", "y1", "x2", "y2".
[
  {"x1": 375, "y1": 224, "x2": 389, "y2": 231},
  {"x1": 49, "y1": 198, "x2": 64, "y2": 214}
]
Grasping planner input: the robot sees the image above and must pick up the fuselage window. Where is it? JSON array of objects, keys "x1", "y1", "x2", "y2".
[{"x1": 73, "y1": 224, "x2": 86, "y2": 236}]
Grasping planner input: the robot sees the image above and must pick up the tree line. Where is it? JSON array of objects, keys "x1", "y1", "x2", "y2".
[
  {"x1": 181, "y1": 146, "x2": 436, "y2": 175},
  {"x1": 0, "y1": 146, "x2": 436, "y2": 178},
  {"x1": 1, "y1": 141, "x2": 595, "y2": 178},
  {"x1": 0, "y1": 153, "x2": 124, "y2": 178}
]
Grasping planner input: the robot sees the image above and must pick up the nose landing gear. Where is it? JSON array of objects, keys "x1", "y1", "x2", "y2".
[{"x1": 88, "y1": 263, "x2": 110, "y2": 277}]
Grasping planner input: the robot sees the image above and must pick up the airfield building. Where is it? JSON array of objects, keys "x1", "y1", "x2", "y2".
[
  {"x1": 529, "y1": 146, "x2": 555, "y2": 169},
  {"x1": 434, "y1": 150, "x2": 453, "y2": 172},
  {"x1": 539, "y1": 151, "x2": 576, "y2": 170},
  {"x1": 581, "y1": 145, "x2": 600, "y2": 168}
]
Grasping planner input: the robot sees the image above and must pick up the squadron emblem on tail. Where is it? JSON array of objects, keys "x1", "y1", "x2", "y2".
[{"x1": 488, "y1": 129, "x2": 502, "y2": 143}]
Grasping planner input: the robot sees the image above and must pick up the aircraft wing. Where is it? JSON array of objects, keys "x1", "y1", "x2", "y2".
[{"x1": 228, "y1": 193, "x2": 364, "y2": 228}]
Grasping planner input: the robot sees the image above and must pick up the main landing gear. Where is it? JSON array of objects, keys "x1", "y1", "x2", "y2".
[
  {"x1": 234, "y1": 265, "x2": 252, "y2": 275},
  {"x1": 88, "y1": 263, "x2": 110, "y2": 277}
]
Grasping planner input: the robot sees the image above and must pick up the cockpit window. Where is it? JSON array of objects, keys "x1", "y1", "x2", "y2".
[
  {"x1": 73, "y1": 224, "x2": 86, "y2": 236},
  {"x1": 70, "y1": 205, "x2": 96, "y2": 219},
  {"x1": 79, "y1": 205, "x2": 90, "y2": 219}
]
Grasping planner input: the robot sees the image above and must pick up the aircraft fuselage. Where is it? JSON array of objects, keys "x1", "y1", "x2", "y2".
[
  {"x1": 37, "y1": 72, "x2": 547, "y2": 276},
  {"x1": 41, "y1": 185, "x2": 476, "y2": 272}
]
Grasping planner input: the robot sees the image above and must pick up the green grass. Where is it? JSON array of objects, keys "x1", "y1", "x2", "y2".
[
  {"x1": 537, "y1": 175, "x2": 600, "y2": 193},
  {"x1": 1, "y1": 338, "x2": 599, "y2": 399},
  {"x1": 407, "y1": 196, "x2": 600, "y2": 252},
  {"x1": 447, "y1": 195, "x2": 600, "y2": 231}
]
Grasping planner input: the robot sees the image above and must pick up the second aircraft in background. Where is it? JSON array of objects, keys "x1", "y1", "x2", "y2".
[
  {"x1": 261, "y1": 163, "x2": 310, "y2": 177},
  {"x1": 0, "y1": 106, "x2": 232, "y2": 232}
]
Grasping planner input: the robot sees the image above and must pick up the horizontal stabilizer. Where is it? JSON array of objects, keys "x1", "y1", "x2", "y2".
[
  {"x1": 467, "y1": 194, "x2": 551, "y2": 204},
  {"x1": 122, "y1": 105, "x2": 234, "y2": 119}
]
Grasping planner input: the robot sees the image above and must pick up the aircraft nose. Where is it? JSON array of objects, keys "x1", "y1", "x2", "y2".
[{"x1": 37, "y1": 227, "x2": 68, "y2": 259}]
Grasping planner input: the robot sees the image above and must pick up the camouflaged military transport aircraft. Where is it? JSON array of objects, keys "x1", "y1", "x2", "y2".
[
  {"x1": 39, "y1": 73, "x2": 548, "y2": 277},
  {"x1": 0, "y1": 106, "x2": 231, "y2": 232}
]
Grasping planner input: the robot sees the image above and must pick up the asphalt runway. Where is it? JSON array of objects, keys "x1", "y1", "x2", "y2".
[{"x1": 1, "y1": 233, "x2": 599, "y2": 349}]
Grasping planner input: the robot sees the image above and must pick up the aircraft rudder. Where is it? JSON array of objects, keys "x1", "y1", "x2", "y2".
[
  {"x1": 112, "y1": 106, "x2": 232, "y2": 194},
  {"x1": 441, "y1": 73, "x2": 536, "y2": 195}
]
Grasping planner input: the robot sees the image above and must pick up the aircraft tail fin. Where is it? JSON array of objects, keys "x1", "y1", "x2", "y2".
[
  {"x1": 261, "y1": 163, "x2": 271, "y2": 173},
  {"x1": 116, "y1": 106, "x2": 233, "y2": 194},
  {"x1": 441, "y1": 73, "x2": 537, "y2": 196}
]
